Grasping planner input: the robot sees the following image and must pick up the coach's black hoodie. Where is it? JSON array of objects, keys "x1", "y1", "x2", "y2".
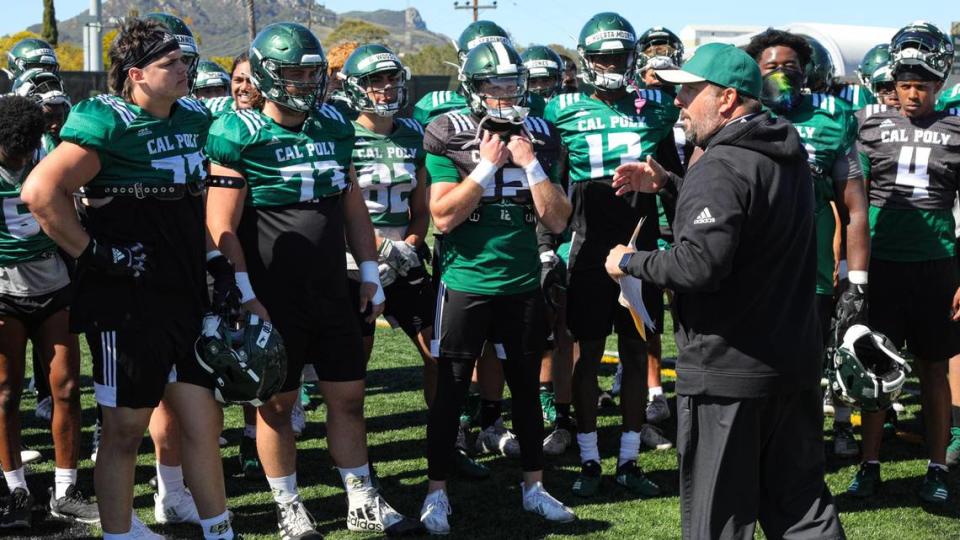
[{"x1": 626, "y1": 111, "x2": 821, "y2": 398}]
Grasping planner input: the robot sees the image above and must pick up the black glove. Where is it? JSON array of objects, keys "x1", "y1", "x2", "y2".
[
  {"x1": 834, "y1": 281, "x2": 868, "y2": 339},
  {"x1": 539, "y1": 251, "x2": 566, "y2": 309},
  {"x1": 78, "y1": 238, "x2": 147, "y2": 278},
  {"x1": 207, "y1": 254, "x2": 242, "y2": 318}
]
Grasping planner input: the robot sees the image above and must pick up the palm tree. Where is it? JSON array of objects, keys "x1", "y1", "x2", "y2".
[{"x1": 244, "y1": 0, "x2": 256, "y2": 41}]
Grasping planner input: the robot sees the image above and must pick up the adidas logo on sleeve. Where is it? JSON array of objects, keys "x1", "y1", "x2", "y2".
[{"x1": 693, "y1": 207, "x2": 715, "y2": 224}]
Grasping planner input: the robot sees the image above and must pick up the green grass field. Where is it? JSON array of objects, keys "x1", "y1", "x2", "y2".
[{"x1": 17, "y1": 318, "x2": 960, "y2": 539}]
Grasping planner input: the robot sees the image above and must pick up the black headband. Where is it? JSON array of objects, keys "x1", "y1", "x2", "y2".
[
  {"x1": 894, "y1": 65, "x2": 940, "y2": 82},
  {"x1": 116, "y1": 32, "x2": 181, "y2": 90}
]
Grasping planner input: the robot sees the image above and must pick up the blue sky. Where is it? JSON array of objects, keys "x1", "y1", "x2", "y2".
[{"x1": 4, "y1": 0, "x2": 955, "y2": 49}]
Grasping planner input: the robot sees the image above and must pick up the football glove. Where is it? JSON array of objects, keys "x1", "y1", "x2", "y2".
[
  {"x1": 540, "y1": 250, "x2": 566, "y2": 309},
  {"x1": 834, "y1": 282, "x2": 868, "y2": 339},
  {"x1": 379, "y1": 262, "x2": 398, "y2": 288},
  {"x1": 79, "y1": 238, "x2": 147, "y2": 278},
  {"x1": 379, "y1": 239, "x2": 421, "y2": 276},
  {"x1": 206, "y1": 254, "x2": 242, "y2": 319}
]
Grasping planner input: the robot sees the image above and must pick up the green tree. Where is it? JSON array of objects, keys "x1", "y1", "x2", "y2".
[
  {"x1": 42, "y1": 0, "x2": 58, "y2": 46},
  {"x1": 326, "y1": 19, "x2": 388, "y2": 47},
  {"x1": 403, "y1": 43, "x2": 458, "y2": 77}
]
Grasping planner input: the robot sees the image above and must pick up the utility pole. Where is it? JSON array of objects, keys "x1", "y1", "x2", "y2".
[
  {"x1": 453, "y1": 0, "x2": 497, "y2": 23},
  {"x1": 84, "y1": 0, "x2": 103, "y2": 71}
]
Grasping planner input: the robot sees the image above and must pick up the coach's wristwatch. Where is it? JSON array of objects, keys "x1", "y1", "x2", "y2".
[{"x1": 618, "y1": 252, "x2": 634, "y2": 273}]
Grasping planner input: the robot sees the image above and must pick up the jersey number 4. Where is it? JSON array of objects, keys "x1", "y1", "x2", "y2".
[{"x1": 895, "y1": 145, "x2": 932, "y2": 199}]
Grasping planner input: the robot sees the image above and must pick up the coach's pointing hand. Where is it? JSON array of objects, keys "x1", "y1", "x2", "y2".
[{"x1": 612, "y1": 155, "x2": 667, "y2": 195}]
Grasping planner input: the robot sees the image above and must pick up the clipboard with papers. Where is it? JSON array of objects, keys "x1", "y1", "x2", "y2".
[{"x1": 617, "y1": 217, "x2": 656, "y2": 341}]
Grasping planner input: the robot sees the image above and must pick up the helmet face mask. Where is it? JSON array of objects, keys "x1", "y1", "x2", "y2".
[
  {"x1": 460, "y1": 41, "x2": 529, "y2": 124},
  {"x1": 521, "y1": 45, "x2": 563, "y2": 99},
  {"x1": 636, "y1": 27, "x2": 684, "y2": 76},
  {"x1": 577, "y1": 13, "x2": 638, "y2": 90},
  {"x1": 249, "y1": 23, "x2": 328, "y2": 113},
  {"x1": 890, "y1": 21, "x2": 954, "y2": 81},
  {"x1": 829, "y1": 324, "x2": 911, "y2": 412}
]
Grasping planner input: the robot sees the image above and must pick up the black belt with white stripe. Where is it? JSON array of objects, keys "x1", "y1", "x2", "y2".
[{"x1": 80, "y1": 181, "x2": 204, "y2": 200}]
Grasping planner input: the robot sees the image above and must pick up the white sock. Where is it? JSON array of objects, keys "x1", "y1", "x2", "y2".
[
  {"x1": 156, "y1": 462, "x2": 185, "y2": 499},
  {"x1": 267, "y1": 472, "x2": 298, "y2": 504},
  {"x1": 618, "y1": 431, "x2": 641, "y2": 467},
  {"x1": 201, "y1": 510, "x2": 233, "y2": 540},
  {"x1": 338, "y1": 464, "x2": 373, "y2": 496},
  {"x1": 577, "y1": 431, "x2": 600, "y2": 464},
  {"x1": 929, "y1": 461, "x2": 948, "y2": 472},
  {"x1": 835, "y1": 406, "x2": 852, "y2": 424},
  {"x1": 54, "y1": 467, "x2": 77, "y2": 499},
  {"x1": 522, "y1": 480, "x2": 543, "y2": 498},
  {"x1": 648, "y1": 386, "x2": 663, "y2": 400},
  {"x1": 243, "y1": 424, "x2": 257, "y2": 439},
  {"x1": 3, "y1": 467, "x2": 28, "y2": 493}
]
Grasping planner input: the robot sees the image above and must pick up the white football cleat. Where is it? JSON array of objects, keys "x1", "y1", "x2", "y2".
[
  {"x1": 154, "y1": 488, "x2": 201, "y2": 525},
  {"x1": 420, "y1": 489, "x2": 452, "y2": 535},
  {"x1": 522, "y1": 481, "x2": 575, "y2": 523},
  {"x1": 475, "y1": 418, "x2": 520, "y2": 457}
]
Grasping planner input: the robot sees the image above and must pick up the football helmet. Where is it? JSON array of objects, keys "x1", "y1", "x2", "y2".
[
  {"x1": 635, "y1": 26, "x2": 684, "y2": 73},
  {"x1": 455, "y1": 20, "x2": 510, "y2": 64},
  {"x1": 890, "y1": 21, "x2": 955, "y2": 81},
  {"x1": 10, "y1": 67, "x2": 70, "y2": 107},
  {"x1": 249, "y1": 22, "x2": 328, "y2": 112},
  {"x1": 803, "y1": 36, "x2": 834, "y2": 93},
  {"x1": 195, "y1": 312, "x2": 287, "y2": 407},
  {"x1": 577, "y1": 12, "x2": 637, "y2": 90},
  {"x1": 194, "y1": 60, "x2": 230, "y2": 91},
  {"x1": 521, "y1": 45, "x2": 563, "y2": 99},
  {"x1": 459, "y1": 40, "x2": 528, "y2": 124},
  {"x1": 857, "y1": 44, "x2": 891, "y2": 87},
  {"x1": 144, "y1": 13, "x2": 200, "y2": 84},
  {"x1": 338, "y1": 44, "x2": 410, "y2": 117},
  {"x1": 6, "y1": 38, "x2": 59, "y2": 78},
  {"x1": 829, "y1": 324, "x2": 911, "y2": 413}
]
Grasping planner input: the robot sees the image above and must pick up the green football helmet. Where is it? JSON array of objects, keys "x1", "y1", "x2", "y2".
[
  {"x1": 636, "y1": 26, "x2": 684, "y2": 73},
  {"x1": 803, "y1": 36, "x2": 834, "y2": 93},
  {"x1": 890, "y1": 20, "x2": 955, "y2": 81},
  {"x1": 459, "y1": 41, "x2": 528, "y2": 124},
  {"x1": 869, "y1": 63, "x2": 895, "y2": 95},
  {"x1": 455, "y1": 20, "x2": 511, "y2": 64},
  {"x1": 195, "y1": 313, "x2": 287, "y2": 407},
  {"x1": 6, "y1": 38, "x2": 59, "y2": 77},
  {"x1": 194, "y1": 60, "x2": 230, "y2": 90},
  {"x1": 521, "y1": 45, "x2": 563, "y2": 99},
  {"x1": 11, "y1": 67, "x2": 70, "y2": 107},
  {"x1": 338, "y1": 44, "x2": 410, "y2": 117},
  {"x1": 249, "y1": 22, "x2": 328, "y2": 113},
  {"x1": 144, "y1": 13, "x2": 200, "y2": 83},
  {"x1": 577, "y1": 12, "x2": 637, "y2": 90},
  {"x1": 829, "y1": 324, "x2": 911, "y2": 413},
  {"x1": 857, "y1": 44, "x2": 891, "y2": 87}
]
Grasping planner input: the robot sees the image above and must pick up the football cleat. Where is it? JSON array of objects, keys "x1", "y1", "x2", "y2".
[
  {"x1": 918, "y1": 466, "x2": 949, "y2": 504},
  {"x1": 640, "y1": 424, "x2": 673, "y2": 451},
  {"x1": 276, "y1": 498, "x2": 323, "y2": 540},
  {"x1": 49, "y1": 485, "x2": 100, "y2": 524},
  {"x1": 543, "y1": 427, "x2": 572, "y2": 456},
  {"x1": 0, "y1": 488, "x2": 32, "y2": 529},
  {"x1": 615, "y1": 460, "x2": 661, "y2": 497},
  {"x1": 833, "y1": 422, "x2": 859, "y2": 458},
  {"x1": 522, "y1": 481, "x2": 575, "y2": 523},
  {"x1": 347, "y1": 488, "x2": 423, "y2": 536},
  {"x1": 572, "y1": 460, "x2": 602, "y2": 497},
  {"x1": 420, "y1": 489, "x2": 452, "y2": 535},
  {"x1": 645, "y1": 395, "x2": 671, "y2": 424},
  {"x1": 847, "y1": 462, "x2": 880, "y2": 498},
  {"x1": 154, "y1": 488, "x2": 201, "y2": 525},
  {"x1": 475, "y1": 418, "x2": 520, "y2": 457}
]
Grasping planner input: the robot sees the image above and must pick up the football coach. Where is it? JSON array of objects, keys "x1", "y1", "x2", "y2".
[{"x1": 604, "y1": 43, "x2": 845, "y2": 540}]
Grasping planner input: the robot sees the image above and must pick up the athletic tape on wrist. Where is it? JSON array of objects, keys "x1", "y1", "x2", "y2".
[
  {"x1": 469, "y1": 159, "x2": 498, "y2": 189},
  {"x1": 523, "y1": 159, "x2": 549, "y2": 186},
  {"x1": 848, "y1": 270, "x2": 868, "y2": 285},
  {"x1": 359, "y1": 261, "x2": 385, "y2": 305},
  {"x1": 235, "y1": 272, "x2": 256, "y2": 303}
]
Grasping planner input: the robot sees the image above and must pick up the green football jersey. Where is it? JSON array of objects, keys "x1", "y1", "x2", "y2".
[
  {"x1": 203, "y1": 96, "x2": 236, "y2": 119},
  {"x1": 833, "y1": 83, "x2": 877, "y2": 112},
  {"x1": 60, "y1": 95, "x2": 210, "y2": 190},
  {"x1": 783, "y1": 93, "x2": 856, "y2": 294},
  {"x1": 424, "y1": 112, "x2": 562, "y2": 295},
  {"x1": 544, "y1": 90, "x2": 676, "y2": 183},
  {"x1": 205, "y1": 102, "x2": 355, "y2": 207},
  {"x1": 353, "y1": 117, "x2": 425, "y2": 227},
  {"x1": 937, "y1": 83, "x2": 960, "y2": 112},
  {"x1": 0, "y1": 147, "x2": 56, "y2": 265},
  {"x1": 413, "y1": 90, "x2": 466, "y2": 126},
  {"x1": 41, "y1": 132, "x2": 58, "y2": 154}
]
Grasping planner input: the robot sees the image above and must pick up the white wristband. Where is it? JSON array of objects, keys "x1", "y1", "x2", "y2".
[
  {"x1": 848, "y1": 270, "x2": 868, "y2": 285},
  {"x1": 235, "y1": 271, "x2": 256, "y2": 303},
  {"x1": 205, "y1": 249, "x2": 223, "y2": 262},
  {"x1": 523, "y1": 160, "x2": 549, "y2": 187},
  {"x1": 837, "y1": 259, "x2": 848, "y2": 281},
  {"x1": 540, "y1": 250, "x2": 559, "y2": 264},
  {"x1": 359, "y1": 261, "x2": 386, "y2": 305},
  {"x1": 469, "y1": 159, "x2": 498, "y2": 189}
]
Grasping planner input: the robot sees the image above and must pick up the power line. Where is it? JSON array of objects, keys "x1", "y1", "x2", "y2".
[{"x1": 453, "y1": 0, "x2": 497, "y2": 23}]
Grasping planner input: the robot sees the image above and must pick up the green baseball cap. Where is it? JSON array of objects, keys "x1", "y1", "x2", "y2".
[{"x1": 656, "y1": 42, "x2": 762, "y2": 98}]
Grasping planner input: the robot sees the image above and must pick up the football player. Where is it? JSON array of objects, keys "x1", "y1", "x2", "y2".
[
  {"x1": 543, "y1": 12, "x2": 680, "y2": 498},
  {"x1": 4, "y1": 37, "x2": 59, "y2": 78},
  {"x1": 744, "y1": 29, "x2": 871, "y2": 459},
  {"x1": 846, "y1": 21, "x2": 960, "y2": 505},
  {"x1": 325, "y1": 40, "x2": 361, "y2": 121},
  {"x1": 830, "y1": 38, "x2": 878, "y2": 112},
  {"x1": 23, "y1": 17, "x2": 236, "y2": 539},
  {"x1": 0, "y1": 95, "x2": 98, "y2": 528},
  {"x1": 193, "y1": 60, "x2": 231, "y2": 99},
  {"x1": 204, "y1": 23, "x2": 419, "y2": 537},
  {"x1": 337, "y1": 44, "x2": 438, "y2": 406},
  {"x1": 559, "y1": 54, "x2": 579, "y2": 94},
  {"x1": 420, "y1": 40, "x2": 574, "y2": 534}
]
